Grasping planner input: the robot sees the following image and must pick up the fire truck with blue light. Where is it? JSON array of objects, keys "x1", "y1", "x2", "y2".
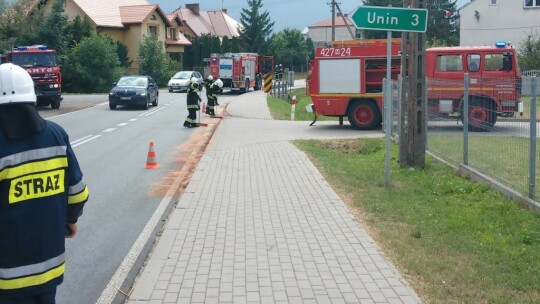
[
  {"x1": 209, "y1": 52, "x2": 274, "y2": 93},
  {"x1": 1, "y1": 45, "x2": 63, "y2": 109},
  {"x1": 307, "y1": 39, "x2": 522, "y2": 131}
]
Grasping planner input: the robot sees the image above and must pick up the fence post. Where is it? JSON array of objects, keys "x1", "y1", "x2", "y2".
[
  {"x1": 463, "y1": 73, "x2": 469, "y2": 166},
  {"x1": 529, "y1": 76, "x2": 537, "y2": 199},
  {"x1": 384, "y1": 78, "x2": 392, "y2": 185}
]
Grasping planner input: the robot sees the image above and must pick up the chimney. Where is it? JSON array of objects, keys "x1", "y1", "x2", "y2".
[{"x1": 186, "y1": 3, "x2": 200, "y2": 15}]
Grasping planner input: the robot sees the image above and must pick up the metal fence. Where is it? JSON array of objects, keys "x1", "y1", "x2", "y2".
[{"x1": 389, "y1": 75, "x2": 540, "y2": 210}]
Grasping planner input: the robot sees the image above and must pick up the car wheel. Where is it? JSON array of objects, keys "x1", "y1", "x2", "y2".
[
  {"x1": 152, "y1": 93, "x2": 159, "y2": 106},
  {"x1": 143, "y1": 96, "x2": 149, "y2": 110},
  {"x1": 169, "y1": 89, "x2": 173, "y2": 93},
  {"x1": 109, "y1": 103, "x2": 117, "y2": 110}
]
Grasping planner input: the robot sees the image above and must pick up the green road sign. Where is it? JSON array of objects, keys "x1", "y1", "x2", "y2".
[{"x1": 351, "y1": 6, "x2": 428, "y2": 33}]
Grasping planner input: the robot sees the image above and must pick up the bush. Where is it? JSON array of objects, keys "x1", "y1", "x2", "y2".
[{"x1": 63, "y1": 33, "x2": 122, "y2": 93}]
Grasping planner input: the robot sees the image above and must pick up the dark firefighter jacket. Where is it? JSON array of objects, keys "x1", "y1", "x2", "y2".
[
  {"x1": 186, "y1": 82, "x2": 201, "y2": 110},
  {"x1": 0, "y1": 119, "x2": 89, "y2": 298},
  {"x1": 208, "y1": 83, "x2": 219, "y2": 101}
]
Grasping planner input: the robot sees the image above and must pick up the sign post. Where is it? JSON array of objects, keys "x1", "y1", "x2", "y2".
[{"x1": 350, "y1": 5, "x2": 428, "y2": 184}]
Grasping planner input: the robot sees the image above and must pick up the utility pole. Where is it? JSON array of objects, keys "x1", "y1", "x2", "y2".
[
  {"x1": 335, "y1": 2, "x2": 355, "y2": 39},
  {"x1": 399, "y1": 0, "x2": 427, "y2": 167},
  {"x1": 330, "y1": 0, "x2": 336, "y2": 41}
]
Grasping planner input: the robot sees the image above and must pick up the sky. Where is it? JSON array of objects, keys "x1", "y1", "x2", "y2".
[{"x1": 153, "y1": 0, "x2": 471, "y2": 33}]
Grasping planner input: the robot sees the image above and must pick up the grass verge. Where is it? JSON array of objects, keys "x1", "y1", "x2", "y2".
[
  {"x1": 267, "y1": 87, "x2": 339, "y2": 122},
  {"x1": 293, "y1": 138, "x2": 540, "y2": 303}
]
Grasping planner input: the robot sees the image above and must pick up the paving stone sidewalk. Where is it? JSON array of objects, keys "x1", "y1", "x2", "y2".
[{"x1": 126, "y1": 89, "x2": 421, "y2": 304}]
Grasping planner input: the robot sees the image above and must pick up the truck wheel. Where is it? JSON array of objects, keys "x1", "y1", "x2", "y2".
[
  {"x1": 347, "y1": 101, "x2": 381, "y2": 130},
  {"x1": 464, "y1": 97, "x2": 496, "y2": 132},
  {"x1": 51, "y1": 99, "x2": 61, "y2": 109}
]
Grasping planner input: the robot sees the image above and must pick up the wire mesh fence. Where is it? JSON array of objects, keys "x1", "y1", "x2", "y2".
[{"x1": 389, "y1": 74, "x2": 539, "y2": 202}]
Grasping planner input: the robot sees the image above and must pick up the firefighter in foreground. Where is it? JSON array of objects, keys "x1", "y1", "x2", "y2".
[
  {"x1": 0, "y1": 63, "x2": 90, "y2": 303},
  {"x1": 183, "y1": 77, "x2": 201, "y2": 128},
  {"x1": 206, "y1": 79, "x2": 223, "y2": 117}
]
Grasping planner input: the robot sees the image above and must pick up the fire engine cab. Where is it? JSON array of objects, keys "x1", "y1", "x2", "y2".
[
  {"x1": 307, "y1": 39, "x2": 522, "y2": 131},
  {"x1": 2, "y1": 45, "x2": 63, "y2": 109}
]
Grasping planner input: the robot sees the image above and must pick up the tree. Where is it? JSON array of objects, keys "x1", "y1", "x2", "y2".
[
  {"x1": 138, "y1": 34, "x2": 177, "y2": 86},
  {"x1": 518, "y1": 32, "x2": 540, "y2": 70},
  {"x1": 269, "y1": 28, "x2": 311, "y2": 71},
  {"x1": 34, "y1": 0, "x2": 67, "y2": 50},
  {"x1": 239, "y1": 0, "x2": 274, "y2": 53},
  {"x1": 62, "y1": 33, "x2": 122, "y2": 93},
  {"x1": 0, "y1": 0, "x2": 38, "y2": 50},
  {"x1": 63, "y1": 15, "x2": 94, "y2": 49},
  {"x1": 426, "y1": 0, "x2": 458, "y2": 46},
  {"x1": 211, "y1": 36, "x2": 221, "y2": 54},
  {"x1": 221, "y1": 37, "x2": 231, "y2": 53},
  {"x1": 115, "y1": 41, "x2": 132, "y2": 69}
]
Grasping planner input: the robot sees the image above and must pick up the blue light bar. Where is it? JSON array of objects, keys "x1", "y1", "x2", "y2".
[
  {"x1": 495, "y1": 41, "x2": 507, "y2": 48},
  {"x1": 15, "y1": 45, "x2": 48, "y2": 51}
]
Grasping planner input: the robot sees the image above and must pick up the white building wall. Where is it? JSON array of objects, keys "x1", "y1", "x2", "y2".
[
  {"x1": 460, "y1": 0, "x2": 540, "y2": 50},
  {"x1": 309, "y1": 26, "x2": 354, "y2": 46}
]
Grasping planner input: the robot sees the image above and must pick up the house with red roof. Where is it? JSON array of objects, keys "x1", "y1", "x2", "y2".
[
  {"x1": 171, "y1": 3, "x2": 241, "y2": 41},
  {"x1": 307, "y1": 13, "x2": 360, "y2": 48},
  {"x1": 39, "y1": 1, "x2": 240, "y2": 73}
]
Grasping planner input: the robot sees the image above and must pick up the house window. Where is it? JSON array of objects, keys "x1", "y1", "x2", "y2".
[
  {"x1": 149, "y1": 26, "x2": 158, "y2": 36},
  {"x1": 525, "y1": 0, "x2": 540, "y2": 7},
  {"x1": 150, "y1": 15, "x2": 157, "y2": 20},
  {"x1": 490, "y1": 0, "x2": 498, "y2": 5},
  {"x1": 168, "y1": 28, "x2": 177, "y2": 40},
  {"x1": 436, "y1": 55, "x2": 463, "y2": 72}
]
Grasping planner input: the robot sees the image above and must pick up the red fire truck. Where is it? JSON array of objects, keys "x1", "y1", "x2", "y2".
[
  {"x1": 307, "y1": 39, "x2": 522, "y2": 131},
  {"x1": 209, "y1": 52, "x2": 274, "y2": 92},
  {"x1": 2, "y1": 45, "x2": 63, "y2": 109}
]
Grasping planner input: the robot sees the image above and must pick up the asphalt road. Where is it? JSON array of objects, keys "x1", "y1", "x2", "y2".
[{"x1": 38, "y1": 90, "x2": 212, "y2": 304}]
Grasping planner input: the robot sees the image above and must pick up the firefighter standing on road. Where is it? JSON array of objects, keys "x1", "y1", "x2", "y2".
[
  {"x1": 183, "y1": 77, "x2": 201, "y2": 128},
  {"x1": 0, "y1": 63, "x2": 90, "y2": 303},
  {"x1": 203, "y1": 75, "x2": 216, "y2": 107},
  {"x1": 206, "y1": 79, "x2": 223, "y2": 116}
]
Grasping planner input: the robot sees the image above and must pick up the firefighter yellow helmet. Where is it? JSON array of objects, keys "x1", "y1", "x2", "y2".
[
  {"x1": 190, "y1": 77, "x2": 198, "y2": 84},
  {"x1": 215, "y1": 79, "x2": 223, "y2": 88},
  {"x1": 0, "y1": 63, "x2": 36, "y2": 105}
]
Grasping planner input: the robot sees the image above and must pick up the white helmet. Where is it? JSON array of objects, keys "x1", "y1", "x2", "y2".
[
  {"x1": 215, "y1": 79, "x2": 223, "y2": 88},
  {"x1": 190, "y1": 77, "x2": 198, "y2": 84},
  {"x1": 0, "y1": 63, "x2": 36, "y2": 105},
  {"x1": 207, "y1": 75, "x2": 213, "y2": 81}
]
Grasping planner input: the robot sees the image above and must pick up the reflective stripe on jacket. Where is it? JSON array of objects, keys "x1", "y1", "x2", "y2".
[{"x1": 0, "y1": 120, "x2": 89, "y2": 298}]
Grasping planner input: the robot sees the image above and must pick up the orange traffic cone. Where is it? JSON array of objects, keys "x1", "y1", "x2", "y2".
[{"x1": 145, "y1": 141, "x2": 159, "y2": 169}]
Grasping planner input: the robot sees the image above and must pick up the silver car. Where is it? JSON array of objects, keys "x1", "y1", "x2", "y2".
[{"x1": 168, "y1": 71, "x2": 203, "y2": 92}]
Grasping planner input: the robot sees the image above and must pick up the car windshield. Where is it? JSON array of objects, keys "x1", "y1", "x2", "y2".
[
  {"x1": 172, "y1": 72, "x2": 191, "y2": 80},
  {"x1": 117, "y1": 77, "x2": 147, "y2": 87}
]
